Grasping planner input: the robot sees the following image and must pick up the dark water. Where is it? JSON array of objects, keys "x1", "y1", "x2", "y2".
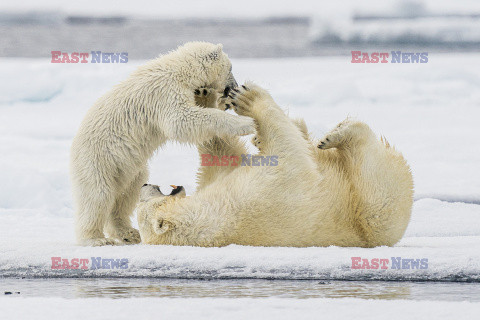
[
  {"x1": 2, "y1": 278, "x2": 480, "y2": 301},
  {"x1": 0, "y1": 17, "x2": 313, "y2": 59},
  {"x1": 1, "y1": 15, "x2": 479, "y2": 59}
]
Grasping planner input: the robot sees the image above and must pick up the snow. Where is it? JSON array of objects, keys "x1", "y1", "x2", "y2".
[
  {"x1": 0, "y1": 53, "x2": 479, "y2": 282},
  {"x1": 1, "y1": 297, "x2": 480, "y2": 320}
]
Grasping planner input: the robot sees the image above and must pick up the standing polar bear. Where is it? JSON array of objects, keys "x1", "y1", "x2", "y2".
[
  {"x1": 137, "y1": 83, "x2": 414, "y2": 248},
  {"x1": 71, "y1": 42, "x2": 254, "y2": 246}
]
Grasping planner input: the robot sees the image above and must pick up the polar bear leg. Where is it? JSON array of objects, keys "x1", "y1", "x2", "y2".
[
  {"x1": 105, "y1": 169, "x2": 147, "y2": 244},
  {"x1": 196, "y1": 136, "x2": 247, "y2": 189},
  {"x1": 166, "y1": 105, "x2": 255, "y2": 145},
  {"x1": 252, "y1": 117, "x2": 310, "y2": 152},
  {"x1": 317, "y1": 119, "x2": 413, "y2": 247},
  {"x1": 229, "y1": 84, "x2": 316, "y2": 171},
  {"x1": 75, "y1": 185, "x2": 117, "y2": 246},
  {"x1": 317, "y1": 118, "x2": 375, "y2": 151},
  {"x1": 194, "y1": 86, "x2": 249, "y2": 166},
  {"x1": 291, "y1": 118, "x2": 310, "y2": 141}
]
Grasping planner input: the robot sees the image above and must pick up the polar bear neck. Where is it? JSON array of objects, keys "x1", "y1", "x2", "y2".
[{"x1": 158, "y1": 196, "x2": 237, "y2": 247}]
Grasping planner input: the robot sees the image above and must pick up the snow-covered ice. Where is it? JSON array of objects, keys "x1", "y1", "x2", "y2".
[{"x1": 0, "y1": 53, "x2": 479, "y2": 282}]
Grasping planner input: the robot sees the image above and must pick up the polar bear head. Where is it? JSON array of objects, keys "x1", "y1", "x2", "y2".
[
  {"x1": 172, "y1": 42, "x2": 237, "y2": 94},
  {"x1": 137, "y1": 184, "x2": 186, "y2": 238}
]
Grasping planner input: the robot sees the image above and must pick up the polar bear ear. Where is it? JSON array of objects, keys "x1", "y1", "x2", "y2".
[
  {"x1": 152, "y1": 217, "x2": 174, "y2": 235},
  {"x1": 207, "y1": 44, "x2": 223, "y2": 61}
]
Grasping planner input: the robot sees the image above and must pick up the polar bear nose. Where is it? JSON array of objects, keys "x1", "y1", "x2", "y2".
[{"x1": 169, "y1": 185, "x2": 184, "y2": 196}]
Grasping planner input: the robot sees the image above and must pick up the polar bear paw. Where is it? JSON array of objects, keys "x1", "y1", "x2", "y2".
[
  {"x1": 227, "y1": 85, "x2": 255, "y2": 116},
  {"x1": 252, "y1": 135, "x2": 262, "y2": 151},
  {"x1": 318, "y1": 135, "x2": 340, "y2": 150},
  {"x1": 318, "y1": 119, "x2": 357, "y2": 149},
  {"x1": 117, "y1": 227, "x2": 141, "y2": 245},
  {"x1": 195, "y1": 87, "x2": 221, "y2": 109},
  {"x1": 226, "y1": 83, "x2": 273, "y2": 117}
]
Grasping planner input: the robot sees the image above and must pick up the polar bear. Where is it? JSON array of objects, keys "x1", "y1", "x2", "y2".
[
  {"x1": 137, "y1": 83, "x2": 414, "y2": 248},
  {"x1": 70, "y1": 42, "x2": 255, "y2": 246}
]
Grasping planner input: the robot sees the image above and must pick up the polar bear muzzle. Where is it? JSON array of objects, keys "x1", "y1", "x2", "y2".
[
  {"x1": 139, "y1": 184, "x2": 186, "y2": 203},
  {"x1": 169, "y1": 185, "x2": 185, "y2": 196}
]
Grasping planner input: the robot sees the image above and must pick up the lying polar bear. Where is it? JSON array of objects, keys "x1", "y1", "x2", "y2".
[{"x1": 137, "y1": 83, "x2": 414, "y2": 247}]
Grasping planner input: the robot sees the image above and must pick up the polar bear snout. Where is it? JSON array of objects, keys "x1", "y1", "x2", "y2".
[
  {"x1": 140, "y1": 184, "x2": 186, "y2": 203},
  {"x1": 140, "y1": 184, "x2": 164, "y2": 202},
  {"x1": 169, "y1": 185, "x2": 185, "y2": 196}
]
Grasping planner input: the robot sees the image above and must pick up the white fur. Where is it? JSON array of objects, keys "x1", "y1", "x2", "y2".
[
  {"x1": 70, "y1": 42, "x2": 254, "y2": 246},
  {"x1": 138, "y1": 83, "x2": 414, "y2": 248}
]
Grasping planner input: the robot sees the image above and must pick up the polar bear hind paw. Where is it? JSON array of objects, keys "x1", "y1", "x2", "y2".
[
  {"x1": 318, "y1": 136, "x2": 338, "y2": 150},
  {"x1": 317, "y1": 119, "x2": 357, "y2": 149}
]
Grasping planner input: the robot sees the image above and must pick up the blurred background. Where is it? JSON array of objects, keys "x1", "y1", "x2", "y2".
[{"x1": 1, "y1": 0, "x2": 480, "y2": 58}]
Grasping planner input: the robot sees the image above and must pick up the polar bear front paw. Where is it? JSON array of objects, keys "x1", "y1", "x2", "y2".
[
  {"x1": 226, "y1": 83, "x2": 274, "y2": 117},
  {"x1": 252, "y1": 135, "x2": 262, "y2": 151},
  {"x1": 117, "y1": 228, "x2": 141, "y2": 245},
  {"x1": 227, "y1": 85, "x2": 255, "y2": 117},
  {"x1": 195, "y1": 87, "x2": 221, "y2": 109}
]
